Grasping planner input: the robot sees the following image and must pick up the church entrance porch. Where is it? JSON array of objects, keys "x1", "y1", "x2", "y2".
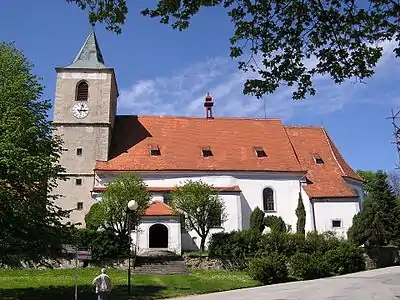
[{"x1": 149, "y1": 223, "x2": 168, "y2": 248}]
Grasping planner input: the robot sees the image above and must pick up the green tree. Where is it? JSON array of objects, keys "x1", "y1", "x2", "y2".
[
  {"x1": 93, "y1": 173, "x2": 151, "y2": 244},
  {"x1": 296, "y1": 192, "x2": 306, "y2": 235},
  {"x1": 356, "y1": 170, "x2": 378, "y2": 195},
  {"x1": 84, "y1": 202, "x2": 103, "y2": 231},
  {"x1": 0, "y1": 42, "x2": 70, "y2": 264},
  {"x1": 170, "y1": 180, "x2": 227, "y2": 250},
  {"x1": 67, "y1": 0, "x2": 400, "y2": 100},
  {"x1": 348, "y1": 170, "x2": 399, "y2": 246},
  {"x1": 264, "y1": 215, "x2": 288, "y2": 233},
  {"x1": 249, "y1": 206, "x2": 265, "y2": 233}
]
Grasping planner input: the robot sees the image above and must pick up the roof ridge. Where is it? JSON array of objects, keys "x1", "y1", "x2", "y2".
[
  {"x1": 320, "y1": 127, "x2": 346, "y2": 175},
  {"x1": 116, "y1": 115, "x2": 283, "y2": 121}
]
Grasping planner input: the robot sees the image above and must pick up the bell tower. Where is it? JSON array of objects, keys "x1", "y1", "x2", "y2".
[{"x1": 52, "y1": 28, "x2": 118, "y2": 226}]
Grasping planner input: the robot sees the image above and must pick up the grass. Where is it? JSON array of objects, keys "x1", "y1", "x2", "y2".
[{"x1": 0, "y1": 268, "x2": 260, "y2": 300}]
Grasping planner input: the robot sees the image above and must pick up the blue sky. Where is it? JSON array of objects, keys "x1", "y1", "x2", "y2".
[{"x1": 1, "y1": 0, "x2": 400, "y2": 172}]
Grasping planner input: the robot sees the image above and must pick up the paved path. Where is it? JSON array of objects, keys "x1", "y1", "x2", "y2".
[{"x1": 171, "y1": 267, "x2": 400, "y2": 300}]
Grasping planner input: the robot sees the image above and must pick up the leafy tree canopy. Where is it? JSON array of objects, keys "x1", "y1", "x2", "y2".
[
  {"x1": 67, "y1": 0, "x2": 400, "y2": 100},
  {"x1": 170, "y1": 180, "x2": 227, "y2": 250},
  {"x1": 86, "y1": 173, "x2": 151, "y2": 243},
  {"x1": 0, "y1": 42, "x2": 70, "y2": 264}
]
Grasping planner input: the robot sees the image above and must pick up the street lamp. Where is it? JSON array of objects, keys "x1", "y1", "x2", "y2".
[{"x1": 127, "y1": 200, "x2": 138, "y2": 297}]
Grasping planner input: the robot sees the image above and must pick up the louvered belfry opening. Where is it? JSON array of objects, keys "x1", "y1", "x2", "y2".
[{"x1": 76, "y1": 81, "x2": 89, "y2": 101}]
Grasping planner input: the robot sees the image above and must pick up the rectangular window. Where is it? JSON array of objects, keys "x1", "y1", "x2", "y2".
[
  {"x1": 149, "y1": 144, "x2": 161, "y2": 156},
  {"x1": 313, "y1": 153, "x2": 324, "y2": 164},
  {"x1": 75, "y1": 179, "x2": 82, "y2": 185},
  {"x1": 254, "y1": 146, "x2": 267, "y2": 157},
  {"x1": 332, "y1": 220, "x2": 342, "y2": 228},
  {"x1": 76, "y1": 148, "x2": 83, "y2": 156},
  {"x1": 201, "y1": 147, "x2": 213, "y2": 157},
  {"x1": 77, "y1": 202, "x2": 83, "y2": 210}
]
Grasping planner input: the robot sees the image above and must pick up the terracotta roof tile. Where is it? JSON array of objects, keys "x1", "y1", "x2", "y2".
[
  {"x1": 95, "y1": 116, "x2": 304, "y2": 172},
  {"x1": 285, "y1": 126, "x2": 358, "y2": 199},
  {"x1": 144, "y1": 201, "x2": 177, "y2": 216}
]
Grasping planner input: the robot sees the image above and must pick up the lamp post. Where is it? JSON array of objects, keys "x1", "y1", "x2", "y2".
[{"x1": 127, "y1": 200, "x2": 138, "y2": 297}]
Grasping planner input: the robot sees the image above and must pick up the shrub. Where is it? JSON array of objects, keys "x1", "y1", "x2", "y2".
[
  {"x1": 289, "y1": 252, "x2": 330, "y2": 280},
  {"x1": 304, "y1": 231, "x2": 341, "y2": 254},
  {"x1": 72, "y1": 229, "x2": 128, "y2": 264},
  {"x1": 250, "y1": 207, "x2": 265, "y2": 233},
  {"x1": 323, "y1": 242, "x2": 365, "y2": 275},
  {"x1": 257, "y1": 232, "x2": 306, "y2": 257},
  {"x1": 295, "y1": 192, "x2": 306, "y2": 234},
  {"x1": 208, "y1": 230, "x2": 261, "y2": 269},
  {"x1": 247, "y1": 253, "x2": 288, "y2": 284},
  {"x1": 264, "y1": 215, "x2": 288, "y2": 233}
]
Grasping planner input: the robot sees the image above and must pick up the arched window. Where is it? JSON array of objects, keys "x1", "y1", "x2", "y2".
[
  {"x1": 263, "y1": 188, "x2": 275, "y2": 212},
  {"x1": 76, "y1": 81, "x2": 88, "y2": 101}
]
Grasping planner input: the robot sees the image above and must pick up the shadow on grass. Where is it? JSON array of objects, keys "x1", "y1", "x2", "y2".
[{"x1": 0, "y1": 284, "x2": 167, "y2": 300}]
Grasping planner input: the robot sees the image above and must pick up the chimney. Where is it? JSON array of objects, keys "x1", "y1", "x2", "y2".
[{"x1": 204, "y1": 93, "x2": 214, "y2": 119}]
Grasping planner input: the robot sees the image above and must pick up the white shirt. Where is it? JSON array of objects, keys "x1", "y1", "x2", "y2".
[{"x1": 92, "y1": 273, "x2": 112, "y2": 293}]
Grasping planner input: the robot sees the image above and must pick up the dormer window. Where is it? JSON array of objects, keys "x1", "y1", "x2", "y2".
[
  {"x1": 149, "y1": 144, "x2": 161, "y2": 156},
  {"x1": 201, "y1": 147, "x2": 213, "y2": 157},
  {"x1": 313, "y1": 154, "x2": 324, "y2": 164},
  {"x1": 76, "y1": 81, "x2": 88, "y2": 101},
  {"x1": 254, "y1": 146, "x2": 267, "y2": 157}
]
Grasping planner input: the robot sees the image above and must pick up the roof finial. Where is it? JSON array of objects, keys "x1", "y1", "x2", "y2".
[{"x1": 204, "y1": 92, "x2": 214, "y2": 119}]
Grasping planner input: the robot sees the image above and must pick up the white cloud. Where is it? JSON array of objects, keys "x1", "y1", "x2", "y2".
[{"x1": 118, "y1": 40, "x2": 399, "y2": 120}]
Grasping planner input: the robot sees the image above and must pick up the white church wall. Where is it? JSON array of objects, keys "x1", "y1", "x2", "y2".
[
  {"x1": 135, "y1": 217, "x2": 182, "y2": 255},
  {"x1": 312, "y1": 199, "x2": 360, "y2": 237},
  {"x1": 94, "y1": 171, "x2": 306, "y2": 238}
]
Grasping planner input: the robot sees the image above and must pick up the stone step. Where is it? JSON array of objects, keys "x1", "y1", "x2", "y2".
[{"x1": 133, "y1": 256, "x2": 189, "y2": 275}]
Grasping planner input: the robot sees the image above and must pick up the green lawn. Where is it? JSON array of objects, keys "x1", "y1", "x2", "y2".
[{"x1": 0, "y1": 268, "x2": 260, "y2": 300}]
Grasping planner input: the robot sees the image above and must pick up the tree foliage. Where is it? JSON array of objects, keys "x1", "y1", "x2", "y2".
[
  {"x1": 68, "y1": 0, "x2": 400, "y2": 100},
  {"x1": 348, "y1": 170, "x2": 400, "y2": 246},
  {"x1": 87, "y1": 173, "x2": 151, "y2": 244},
  {"x1": 170, "y1": 180, "x2": 227, "y2": 250},
  {"x1": 249, "y1": 206, "x2": 265, "y2": 233},
  {"x1": 296, "y1": 192, "x2": 306, "y2": 235},
  {"x1": 84, "y1": 202, "x2": 103, "y2": 231},
  {"x1": 264, "y1": 215, "x2": 288, "y2": 233},
  {"x1": 0, "y1": 42, "x2": 70, "y2": 263}
]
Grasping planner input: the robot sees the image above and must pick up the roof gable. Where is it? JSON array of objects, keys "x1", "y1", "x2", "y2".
[
  {"x1": 285, "y1": 126, "x2": 359, "y2": 198},
  {"x1": 145, "y1": 201, "x2": 177, "y2": 216}
]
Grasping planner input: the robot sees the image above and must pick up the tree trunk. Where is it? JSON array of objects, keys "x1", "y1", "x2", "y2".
[{"x1": 200, "y1": 236, "x2": 206, "y2": 251}]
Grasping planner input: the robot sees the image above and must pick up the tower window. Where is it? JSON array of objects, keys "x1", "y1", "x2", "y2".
[
  {"x1": 76, "y1": 148, "x2": 83, "y2": 156},
  {"x1": 254, "y1": 146, "x2": 267, "y2": 157},
  {"x1": 77, "y1": 202, "x2": 83, "y2": 210},
  {"x1": 76, "y1": 81, "x2": 89, "y2": 101},
  {"x1": 201, "y1": 147, "x2": 213, "y2": 157},
  {"x1": 75, "y1": 179, "x2": 82, "y2": 185}
]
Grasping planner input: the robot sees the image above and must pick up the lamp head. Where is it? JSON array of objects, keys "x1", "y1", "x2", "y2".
[{"x1": 127, "y1": 200, "x2": 138, "y2": 211}]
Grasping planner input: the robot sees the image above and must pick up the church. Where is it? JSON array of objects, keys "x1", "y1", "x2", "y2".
[{"x1": 52, "y1": 30, "x2": 364, "y2": 255}]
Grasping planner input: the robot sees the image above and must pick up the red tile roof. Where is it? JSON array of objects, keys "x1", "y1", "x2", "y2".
[
  {"x1": 144, "y1": 201, "x2": 177, "y2": 216},
  {"x1": 95, "y1": 116, "x2": 361, "y2": 199},
  {"x1": 285, "y1": 126, "x2": 361, "y2": 198},
  {"x1": 95, "y1": 116, "x2": 304, "y2": 172}
]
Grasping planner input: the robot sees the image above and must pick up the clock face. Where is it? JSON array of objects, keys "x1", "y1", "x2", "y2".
[{"x1": 72, "y1": 102, "x2": 89, "y2": 119}]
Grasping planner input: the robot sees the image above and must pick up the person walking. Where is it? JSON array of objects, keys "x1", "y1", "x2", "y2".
[{"x1": 92, "y1": 268, "x2": 112, "y2": 300}]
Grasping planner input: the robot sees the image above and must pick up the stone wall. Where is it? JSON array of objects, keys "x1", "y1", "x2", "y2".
[{"x1": 182, "y1": 253, "x2": 223, "y2": 270}]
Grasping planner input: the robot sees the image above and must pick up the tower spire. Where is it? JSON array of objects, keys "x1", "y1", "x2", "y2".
[{"x1": 65, "y1": 27, "x2": 108, "y2": 69}]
